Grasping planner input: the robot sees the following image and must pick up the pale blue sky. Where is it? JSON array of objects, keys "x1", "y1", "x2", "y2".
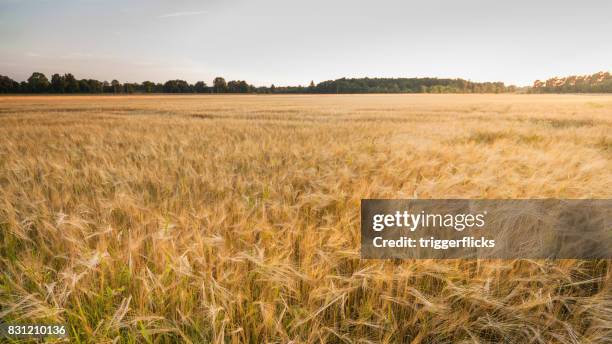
[{"x1": 1, "y1": 0, "x2": 610, "y2": 86}]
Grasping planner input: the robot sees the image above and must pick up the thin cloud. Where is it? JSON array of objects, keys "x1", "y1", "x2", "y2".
[{"x1": 158, "y1": 11, "x2": 207, "y2": 18}]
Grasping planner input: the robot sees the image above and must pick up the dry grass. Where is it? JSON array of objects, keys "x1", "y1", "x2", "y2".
[{"x1": 0, "y1": 94, "x2": 611, "y2": 343}]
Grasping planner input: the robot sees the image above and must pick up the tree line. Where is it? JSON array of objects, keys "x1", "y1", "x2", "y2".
[
  {"x1": 530, "y1": 71, "x2": 612, "y2": 93},
  {"x1": 276, "y1": 78, "x2": 512, "y2": 94},
  {"x1": 0, "y1": 73, "x2": 255, "y2": 94},
  {"x1": 0, "y1": 72, "x2": 520, "y2": 94},
  {"x1": 3, "y1": 71, "x2": 612, "y2": 95}
]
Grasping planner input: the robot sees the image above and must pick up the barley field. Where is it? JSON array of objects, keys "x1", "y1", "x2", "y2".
[{"x1": 0, "y1": 94, "x2": 611, "y2": 343}]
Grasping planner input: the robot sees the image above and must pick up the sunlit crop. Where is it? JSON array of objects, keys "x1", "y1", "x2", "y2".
[{"x1": 1, "y1": 94, "x2": 611, "y2": 343}]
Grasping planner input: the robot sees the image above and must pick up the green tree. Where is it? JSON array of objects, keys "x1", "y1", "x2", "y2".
[
  {"x1": 194, "y1": 81, "x2": 208, "y2": 93},
  {"x1": 308, "y1": 80, "x2": 315, "y2": 93},
  {"x1": 227, "y1": 80, "x2": 239, "y2": 93},
  {"x1": 88, "y1": 79, "x2": 103, "y2": 93},
  {"x1": 163, "y1": 80, "x2": 191, "y2": 93},
  {"x1": 50, "y1": 74, "x2": 65, "y2": 93},
  {"x1": 64, "y1": 73, "x2": 79, "y2": 93},
  {"x1": 238, "y1": 81, "x2": 249, "y2": 93},
  {"x1": 78, "y1": 79, "x2": 91, "y2": 93},
  {"x1": 213, "y1": 77, "x2": 227, "y2": 93},
  {"x1": 0, "y1": 75, "x2": 19, "y2": 93},
  {"x1": 124, "y1": 83, "x2": 135, "y2": 94},
  {"x1": 27, "y1": 72, "x2": 50, "y2": 93},
  {"x1": 111, "y1": 80, "x2": 122, "y2": 93},
  {"x1": 227, "y1": 80, "x2": 249, "y2": 93},
  {"x1": 142, "y1": 81, "x2": 155, "y2": 93}
]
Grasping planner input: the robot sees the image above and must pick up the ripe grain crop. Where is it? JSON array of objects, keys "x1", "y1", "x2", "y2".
[{"x1": 1, "y1": 94, "x2": 611, "y2": 343}]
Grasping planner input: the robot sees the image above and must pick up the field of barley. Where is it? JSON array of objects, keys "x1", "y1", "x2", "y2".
[{"x1": 0, "y1": 94, "x2": 611, "y2": 343}]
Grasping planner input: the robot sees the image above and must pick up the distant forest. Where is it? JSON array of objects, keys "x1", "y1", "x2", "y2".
[
  {"x1": 0, "y1": 73, "x2": 512, "y2": 94},
  {"x1": 529, "y1": 71, "x2": 612, "y2": 93},
  {"x1": 0, "y1": 71, "x2": 610, "y2": 94}
]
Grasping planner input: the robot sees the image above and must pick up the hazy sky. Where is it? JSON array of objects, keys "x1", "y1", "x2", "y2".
[{"x1": 1, "y1": 0, "x2": 611, "y2": 86}]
